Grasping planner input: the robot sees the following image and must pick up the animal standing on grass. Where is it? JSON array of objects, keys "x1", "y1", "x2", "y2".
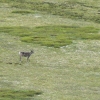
[{"x1": 19, "y1": 50, "x2": 34, "y2": 62}]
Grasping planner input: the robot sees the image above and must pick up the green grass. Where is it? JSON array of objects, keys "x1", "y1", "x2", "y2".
[
  {"x1": 12, "y1": 10, "x2": 34, "y2": 14},
  {"x1": 0, "y1": 0, "x2": 100, "y2": 100},
  {"x1": 1, "y1": 0, "x2": 99, "y2": 23},
  {"x1": 0, "y1": 89, "x2": 42, "y2": 100},
  {"x1": 0, "y1": 26, "x2": 99, "y2": 48},
  {"x1": 0, "y1": 33, "x2": 100, "y2": 100}
]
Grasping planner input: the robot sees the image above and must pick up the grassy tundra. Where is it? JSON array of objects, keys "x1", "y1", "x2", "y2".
[{"x1": 0, "y1": 0, "x2": 100, "y2": 100}]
